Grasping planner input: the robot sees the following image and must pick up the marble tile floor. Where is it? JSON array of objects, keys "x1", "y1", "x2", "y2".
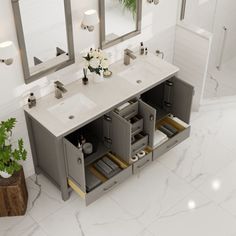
[
  {"x1": 1, "y1": 98, "x2": 236, "y2": 236},
  {"x1": 204, "y1": 57, "x2": 236, "y2": 99}
]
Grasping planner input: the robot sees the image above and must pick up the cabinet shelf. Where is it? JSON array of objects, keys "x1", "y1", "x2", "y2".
[{"x1": 85, "y1": 142, "x2": 111, "y2": 166}]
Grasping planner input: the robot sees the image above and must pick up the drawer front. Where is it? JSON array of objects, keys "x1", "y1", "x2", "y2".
[
  {"x1": 131, "y1": 135, "x2": 148, "y2": 156},
  {"x1": 85, "y1": 166, "x2": 132, "y2": 205},
  {"x1": 117, "y1": 101, "x2": 138, "y2": 120},
  {"x1": 153, "y1": 126, "x2": 190, "y2": 160},
  {"x1": 131, "y1": 118, "x2": 144, "y2": 136},
  {"x1": 133, "y1": 152, "x2": 152, "y2": 174}
]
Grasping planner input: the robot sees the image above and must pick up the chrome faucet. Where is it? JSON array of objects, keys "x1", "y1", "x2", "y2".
[
  {"x1": 54, "y1": 81, "x2": 67, "y2": 99},
  {"x1": 124, "y1": 49, "x2": 136, "y2": 65}
]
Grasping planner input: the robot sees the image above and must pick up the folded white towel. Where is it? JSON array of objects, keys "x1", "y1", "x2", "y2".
[{"x1": 153, "y1": 130, "x2": 168, "y2": 148}]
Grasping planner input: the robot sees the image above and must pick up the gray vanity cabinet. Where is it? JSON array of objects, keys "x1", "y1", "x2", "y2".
[
  {"x1": 140, "y1": 76, "x2": 194, "y2": 160},
  {"x1": 25, "y1": 74, "x2": 194, "y2": 206}
]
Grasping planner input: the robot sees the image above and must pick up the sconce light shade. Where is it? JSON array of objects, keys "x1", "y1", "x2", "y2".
[
  {"x1": 81, "y1": 9, "x2": 99, "y2": 32},
  {"x1": 0, "y1": 41, "x2": 16, "y2": 65}
]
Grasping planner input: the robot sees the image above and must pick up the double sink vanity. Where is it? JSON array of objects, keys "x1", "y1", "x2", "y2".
[{"x1": 24, "y1": 53, "x2": 194, "y2": 205}]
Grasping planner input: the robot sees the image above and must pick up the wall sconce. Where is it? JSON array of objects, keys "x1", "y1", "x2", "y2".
[
  {"x1": 147, "y1": 0, "x2": 160, "y2": 5},
  {"x1": 0, "y1": 41, "x2": 16, "y2": 66},
  {"x1": 81, "y1": 9, "x2": 99, "y2": 32}
]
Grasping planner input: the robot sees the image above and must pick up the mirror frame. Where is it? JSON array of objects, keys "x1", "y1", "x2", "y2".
[
  {"x1": 99, "y1": 0, "x2": 142, "y2": 49},
  {"x1": 11, "y1": 0, "x2": 75, "y2": 84},
  {"x1": 180, "y1": 0, "x2": 187, "y2": 21}
]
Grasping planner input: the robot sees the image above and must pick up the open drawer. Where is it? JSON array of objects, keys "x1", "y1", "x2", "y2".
[
  {"x1": 153, "y1": 116, "x2": 190, "y2": 160},
  {"x1": 67, "y1": 152, "x2": 132, "y2": 205},
  {"x1": 132, "y1": 147, "x2": 152, "y2": 174},
  {"x1": 114, "y1": 99, "x2": 138, "y2": 120},
  {"x1": 131, "y1": 132, "x2": 149, "y2": 157}
]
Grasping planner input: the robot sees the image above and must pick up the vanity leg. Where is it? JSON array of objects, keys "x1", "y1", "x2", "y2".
[{"x1": 24, "y1": 112, "x2": 40, "y2": 173}]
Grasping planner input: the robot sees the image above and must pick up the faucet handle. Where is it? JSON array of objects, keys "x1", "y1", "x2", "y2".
[
  {"x1": 124, "y1": 48, "x2": 133, "y2": 54},
  {"x1": 54, "y1": 80, "x2": 64, "y2": 87}
]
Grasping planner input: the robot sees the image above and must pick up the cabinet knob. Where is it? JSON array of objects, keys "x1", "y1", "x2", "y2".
[
  {"x1": 149, "y1": 115, "x2": 154, "y2": 121},
  {"x1": 104, "y1": 115, "x2": 112, "y2": 122},
  {"x1": 77, "y1": 158, "x2": 82, "y2": 165}
]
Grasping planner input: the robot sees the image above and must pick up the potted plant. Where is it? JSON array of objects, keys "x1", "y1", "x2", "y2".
[
  {"x1": 119, "y1": 0, "x2": 137, "y2": 16},
  {"x1": 0, "y1": 118, "x2": 27, "y2": 178}
]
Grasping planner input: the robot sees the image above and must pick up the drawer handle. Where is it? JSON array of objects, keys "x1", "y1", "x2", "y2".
[
  {"x1": 133, "y1": 143, "x2": 146, "y2": 153},
  {"x1": 167, "y1": 140, "x2": 178, "y2": 149},
  {"x1": 103, "y1": 181, "x2": 118, "y2": 191},
  {"x1": 137, "y1": 159, "x2": 150, "y2": 169},
  {"x1": 77, "y1": 158, "x2": 82, "y2": 165}
]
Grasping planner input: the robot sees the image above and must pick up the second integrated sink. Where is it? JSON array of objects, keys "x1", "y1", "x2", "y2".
[
  {"x1": 118, "y1": 60, "x2": 162, "y2": 86},
  {"x1": 48, "y1": 93, "x2": 97, "y2": 123}
]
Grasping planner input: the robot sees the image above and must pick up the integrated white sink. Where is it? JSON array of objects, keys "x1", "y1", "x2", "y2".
[
  {"x1": 48, "y1": 93, "x2": 97, "y2": 123},
  {"x1": 118, "y1": 60, "x2": 162, "y2": 86}
]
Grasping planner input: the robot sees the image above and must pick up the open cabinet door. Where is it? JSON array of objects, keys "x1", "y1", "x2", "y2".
[
  {"x1": 64, "y1": 139, "x2": 86, "y2": 192},
  {"x1": 139, "y1": 100, "x2": 156, "y2": 148},
  {"x1": 171, "y1": 77, "x2": 194, "y2": 124},
  {"x1": 110, "y1": 112, "x2": 131, "y2": 163}
]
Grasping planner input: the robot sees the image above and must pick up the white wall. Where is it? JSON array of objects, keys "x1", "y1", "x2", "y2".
[{"x1": 0, "y1": 0, "x2": 180, "y2": 177}]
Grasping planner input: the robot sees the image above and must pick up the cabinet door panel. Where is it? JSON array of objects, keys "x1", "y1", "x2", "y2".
[
  {"x1": 139, "y1": 100, "x2": 156, "y2": 147},
  {"x1": 64, "y1": 138, "x2": 86, "y2": 192},
  {"x1": 110, "y1": 112, "x2": 131, "y2": 162},
  {"x1": 171, "y1": 77, "x2": 194, "y2": 124}
]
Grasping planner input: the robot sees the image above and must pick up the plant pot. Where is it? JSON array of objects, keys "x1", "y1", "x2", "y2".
[
  {"x1": 0, "y1": 166, "x2": 28, "y2": 217},
  {"x1": 0, "y1": 170, "x2": 12, "y2": 178}
]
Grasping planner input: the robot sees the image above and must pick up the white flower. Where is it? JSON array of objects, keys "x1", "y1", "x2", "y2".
[
  {"x1": 91, "y1": 49, "x2": 99, "y2": 58},
  {"x1": 101, "y1": 58, "x2": 109, "y2": 69},
  {"x1": 90, "y1": 57, "x2": 100, "y2": 68}
]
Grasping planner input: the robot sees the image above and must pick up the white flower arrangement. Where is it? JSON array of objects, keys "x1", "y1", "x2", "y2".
[{"x1": 83, "y1": 48, "x2": 109, "y2": 76}]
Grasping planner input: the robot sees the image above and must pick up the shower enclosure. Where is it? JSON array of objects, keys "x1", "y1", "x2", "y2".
[{"x1": 181, "y1": 0, "x2": 236, "y2": 99}]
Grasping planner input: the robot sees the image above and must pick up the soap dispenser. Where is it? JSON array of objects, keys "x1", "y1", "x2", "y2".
[{"x1": 139, "y1": 42, "x2": 145, "y2": 55}]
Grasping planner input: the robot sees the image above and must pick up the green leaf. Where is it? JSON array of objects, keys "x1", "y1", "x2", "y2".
[
  {"x1": 119, "y1": 0, "x2": 137, "y2": 17},
  {"x1": 0, "y1": 118, "x2": 27, "y2": 175}
]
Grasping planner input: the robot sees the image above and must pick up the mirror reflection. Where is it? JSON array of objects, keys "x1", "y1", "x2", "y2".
[
  {"x1": 19, "y1": 0, "x2": 68, "y2": 72},
  {"x1": 100, "y1": 0, "x2": 142, "y2": 49},
  {"x1": 105, "y1": 0, "x2": 137, "y2": 42},
  {"x1": 12, "y1": 0, "x2": 74, "y2": 84}
]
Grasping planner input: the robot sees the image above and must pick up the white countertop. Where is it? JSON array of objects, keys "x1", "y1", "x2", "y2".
[{"x1": 24, "y1": 53, "x2": 179, "y2": 137}]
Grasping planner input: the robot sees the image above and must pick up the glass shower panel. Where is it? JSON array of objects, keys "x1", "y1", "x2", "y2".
[{"x1": 182, "y1": 0, "x2": 217, "y2": 33}]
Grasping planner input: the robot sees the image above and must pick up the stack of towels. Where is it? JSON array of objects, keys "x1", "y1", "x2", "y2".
[{"x1": 153, "y1": 130, "x2": 168, "y2": 148}]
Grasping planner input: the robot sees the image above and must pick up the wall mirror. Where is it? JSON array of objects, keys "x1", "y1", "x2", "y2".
[
  {"x1": 99, "y1": 0, "x2": 142, "y2": 49},
  {"x1": 11, "y1": 0, "x2": 75, "y2": 84}
]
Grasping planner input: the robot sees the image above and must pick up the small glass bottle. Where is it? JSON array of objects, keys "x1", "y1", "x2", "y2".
[{"x1": 140, "y1": 42, "x2": 144, "y2": 55}]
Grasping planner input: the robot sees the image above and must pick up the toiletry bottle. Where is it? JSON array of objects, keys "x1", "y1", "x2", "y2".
[
  {"x1": 140, "y1": 42, "x2": 144, "y2": 55},
  {"x1": 29, "y1": 93, "x2": 36, "y2": 107},
  {"x1": 80, "y1": 135, "x2": 86, "y2": 145},
  {"x1": 145, "y1": 48, "x2": 148, "y2": 55},
  {"x1": 28, "y1": 98, "x2": 32, "y2": 109},
  {"x1": 78, "y1": 141, "x2": 82, "y2": 149}
]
